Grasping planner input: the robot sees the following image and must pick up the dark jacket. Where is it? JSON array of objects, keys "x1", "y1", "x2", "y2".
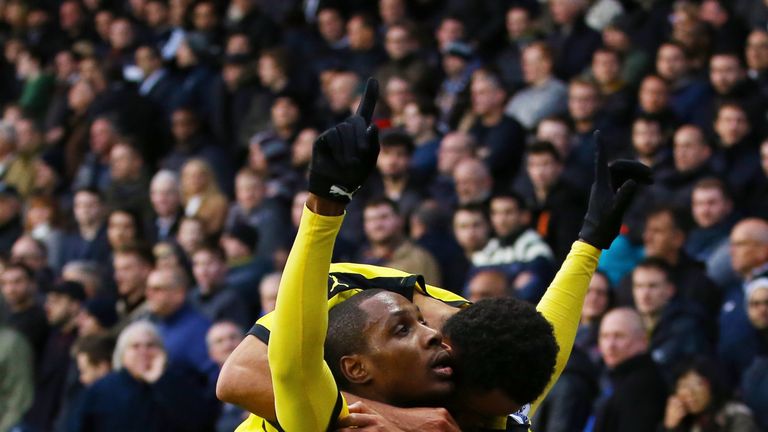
[
  {"x1": 469, "y1": 115, "x2": 526, "y2": 186},
  {"x1": 0, "y1": 216, "x2": 23, "y2": 255},
  {"x1": 375, "y1": 53, "x2": 436, "y2": 96},
  {"x1": 616, "y1": 252, "x2": 723, "y2": 319},
  {"x1": 652, "y1": 162, "x2": 720, "y2": 211},
  {"x1": 719, "y1": 284, "x2": 768, "y2": 385},
  {"x1": 6, "y1": 303, "x2": 49, "y2": 366},
  {"x1": 189, "y1": 286, "x2": 251, "y2": 331},
  {"x1": 61, "y1": 225, "x2": 112, "y2": 269},
  {"x1": 649, "y1": 300, "x2": 713, "y2": 381},
  {"x1": 71, "y1": 368, "x2": 215, "y2": 432},
  {"x1": 594, "y1": 354, "x2": 668, "y2": 432},
  {"x1": 668, "y1": 77, "x2": 712, "y2": 124},
  {"x1": 226, "y1": 257, "x2": 273, "y2": 317},
  {"x1": 685, "y1": 215, "x2": 737, "y2": 263},
  {"x1": 715, "y1": 137, "x2": 763, "y2": 205},
  {"x1": 742, "y1": 356, "x2": 768, "y2": 430},
  {"x1": 516, "y1": 178, "x2": 588, "y2": 263},
  {"x1": 547, "y1": 16, "x2": 602, "y2": 80},
  {"x1": 25, "y1": 327, "x2": 77, "y2": 431},
  {"x1": 533, "y1": 347, "x2": 598, "y2": 432}
]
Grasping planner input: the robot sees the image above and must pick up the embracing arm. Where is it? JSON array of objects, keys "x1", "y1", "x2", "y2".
[
  {"x1": 341, "y1": 395, "x2": 460, "y2": 432},
  {"x1": 216, "y1": 334, "x2": 276, "y2": 420}
]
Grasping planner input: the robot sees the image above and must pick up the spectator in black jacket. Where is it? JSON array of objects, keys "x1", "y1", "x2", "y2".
[
  {"x1": 533, "y1": 346, "x2": 598, "y2": 432},
  {"x1": 547, "y1": 0, "x2": 602, "y2": 80},
  {"x1": 594, "y1": 307, "x2": 667, "y2": 432},
  {"x1": 26, "y1": 281, "x2": 85, "y2": 431},
  {"x1": 704, "y1": 51, "x2": 766, "y2": 136},
  {"x1": 631, "y1": 258, "x2": 712, "y2": 380},
  {"x1": 650, "y1": 124, "x2": 717, "y2": 211},
  {"x1": 359, "y1": 130, "x2": 425, "y2": 222},
  {"x1": 516, "y1": 141, "x2": 587, "y2": 262},
  {"x1": 135, "y1": 44, "x2": 177, "y2": 119},
  {"x1": 712, "y1": 102, "x2": 762, "y2": 205},
  {"x1": 468, "y1": 71, "x2": 526, "y2": 185},
  {"x1": 344, "y1": 13, "x2": 387, "y2": 79}
]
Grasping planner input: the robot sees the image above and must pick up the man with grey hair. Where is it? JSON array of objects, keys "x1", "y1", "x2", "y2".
[
  {"x1": 72, "y1": 320, "x2": 215, "y2": 430},
  {"x1": 453, "y1": 157, "x2": 492, "y2": 207},
  {"x1": 145, "y1": 267, "x2": 217, "y2": 384},
  {"x1": 742, "y1": 277, "x2": 768, "y2": 429},
  {"x1": 594, "y1": 307, "x2": 667, "y2": 432},
  {"x1": 62, "y1": 260, "x2": 103, "y2": 299},
  {"x1": 719, "y1": 218, "x2": 768, "y2": 384},
  {"x1": 149, "y1": 169, "x2": 183, "y2": 242}
]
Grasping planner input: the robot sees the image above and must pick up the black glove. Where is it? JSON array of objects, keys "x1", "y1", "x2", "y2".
[
  {"x1": 308, "y1": 78, "x2": 380, "y2": 203},
  {"x1": 578, "y1": 131, "x2": 653, "y2": 250}
]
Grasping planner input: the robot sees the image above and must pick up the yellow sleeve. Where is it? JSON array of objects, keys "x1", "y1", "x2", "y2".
[
  {"x1": 268, "y1": 206, "x2": 349, "y2": 431},
  {"x1": 528, "y1": 241, "x2": 600, "y2": 417}
]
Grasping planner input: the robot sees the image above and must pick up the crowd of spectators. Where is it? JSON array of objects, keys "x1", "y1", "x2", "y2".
[{"x1": 0, "y1": 0, "x2": 768, "y2": 431}]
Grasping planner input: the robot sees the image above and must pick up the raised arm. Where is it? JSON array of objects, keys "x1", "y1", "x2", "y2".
[
  {"x1": 267, "y1": 78, "x2": 381, "y2": 431},
  {"x1": 268, "y1": 197, "x2": 346, "y2": 430},
  {"x1": 530, "y1": 132, "x2": 653, "y2": 417}
]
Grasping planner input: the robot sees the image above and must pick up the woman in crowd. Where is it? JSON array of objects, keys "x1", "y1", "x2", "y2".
[
  {"x1": 576, "y1": 270, "x2": 613, "y2": 366},
  {"x1": 662, "y1": 357, "x2": 759, "y2": 432},
  {"x1": 180, "y1": 158, "x2": 228, "y2": 235},
  {"x1": 71, "y1": 320, "x2": 215, "y2": 431}
]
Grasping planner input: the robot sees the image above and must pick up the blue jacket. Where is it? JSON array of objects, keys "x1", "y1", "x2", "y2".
[
  {"x1": 150, "y1": 303, "x2": 216, "y2": 385},
  {"x1": 742, "y1": 356, "x2": 768, "y2": 429},
  {"x1": 650, "y1": 299, "x2": 713, "y2": 384}
]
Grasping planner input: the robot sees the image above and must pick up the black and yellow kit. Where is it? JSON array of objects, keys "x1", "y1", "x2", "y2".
[{"x1": 236, "y1": 207, "x2": 600, "y2": 431}]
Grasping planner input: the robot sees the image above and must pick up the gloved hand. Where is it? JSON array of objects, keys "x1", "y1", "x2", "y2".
[
  {"x1": 578, "y1": 131, "x2": 653, "y2": 249},
  {"x1": 308, "y1": 78, "x2": 380, "y2": 204}
]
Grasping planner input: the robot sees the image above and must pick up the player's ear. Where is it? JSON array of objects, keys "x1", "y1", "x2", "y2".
[{"x1": 340, "y1": 355, "x2": 371, "y2": 385}]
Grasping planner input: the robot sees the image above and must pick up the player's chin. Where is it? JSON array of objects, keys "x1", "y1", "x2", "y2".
[{"x1": 423, "y1": 379, "x2": 455, "y2": 401}]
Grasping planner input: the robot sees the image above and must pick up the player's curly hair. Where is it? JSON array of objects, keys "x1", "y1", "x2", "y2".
[{"x1": 442, "y1": 297, "x2": 558, "y2": 405}]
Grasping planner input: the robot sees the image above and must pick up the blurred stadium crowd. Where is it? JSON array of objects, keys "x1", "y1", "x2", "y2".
[{"x1": 0, "y1": 0, "x2": 768, "y2": 430}]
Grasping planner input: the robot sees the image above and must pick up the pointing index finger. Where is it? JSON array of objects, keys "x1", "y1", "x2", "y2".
[{"x1": 356, "y1": 77, "x2": 379, "y2": 125}]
